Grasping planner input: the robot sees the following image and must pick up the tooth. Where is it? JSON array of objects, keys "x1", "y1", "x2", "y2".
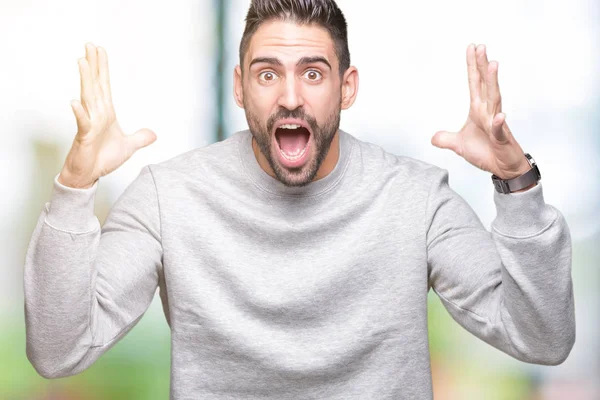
[{"x1": 280, "y1": 124, "x2": 300, "y2": 129}]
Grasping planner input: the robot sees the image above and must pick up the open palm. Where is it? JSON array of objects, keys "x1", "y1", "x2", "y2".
[
  {"x1": 60, "y1": 43, "x2": 156, "y2": 188},
  {"x1": 431, "y1": 44, "x2": 530, "y2": 180}
]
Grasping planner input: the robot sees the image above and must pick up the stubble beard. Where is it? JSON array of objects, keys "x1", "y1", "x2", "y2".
[{"x1": 244, "y1": 102, "x2": 341, "y2": 187}]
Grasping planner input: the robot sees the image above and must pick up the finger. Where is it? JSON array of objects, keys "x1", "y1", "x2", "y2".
[
  {"x1": 486, "y1": 61, "x2": 502, "y2": 114},
  {"x1": 491, "y1": 113, "x2": 509, "y2": 143},
  {"x1": 85, "y1": 43, "x2": 104, "y2": 103},
  {"x1": 85, "y1": 43, "x2": 99, "y2": 80},
  {"x1": 126, "y1": 128, "x2": 158, "y2": 153},
  {"x1": 70, "y1": 99, "x2": 91, "y2": 134},
  {"x1": 476, "y1": 44, "x2": 489, "y2": 102},
  {"x1": 431, "y1": 130, "x2": 460, "y2": 154},
  {"x1": 78, "y1": 57, "x2": 95, "y2": 116},
  {"x1": 97, "y1": 46, "x2": 113, "y2": 105},
  {"x1": 466, "y1": 43, "x2": 480, "y2": 103}
]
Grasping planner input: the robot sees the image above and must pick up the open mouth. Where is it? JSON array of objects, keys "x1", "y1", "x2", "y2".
[{"x1": 274, "y1": 123, "x2": 311, "y2": 162}]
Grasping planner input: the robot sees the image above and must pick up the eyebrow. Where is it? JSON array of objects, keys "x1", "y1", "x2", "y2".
[
  {"x1": 249, "y1": 57, "x2": 283, "y2": 69},
  {"x1": 297, "y1": 56, "x2": 331, "y2": 70},
  {"x1": 248, "y1": 56, "x2": 332, "y2": 70}
]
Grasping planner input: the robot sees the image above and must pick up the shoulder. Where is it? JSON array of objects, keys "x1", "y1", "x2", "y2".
[
  {"x1": 346, "y1": 131, "x2": 446, "y2": 187},
  {"x1": 148, "y1": 131, "x2": 245, "y2": 178}
]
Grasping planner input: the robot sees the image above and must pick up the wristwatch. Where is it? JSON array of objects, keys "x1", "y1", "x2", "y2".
[{"x1": 491, "y1": 153, "x2": 541, "y2": 194}]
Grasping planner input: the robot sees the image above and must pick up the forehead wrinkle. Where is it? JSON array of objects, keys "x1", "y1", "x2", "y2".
[
  {"x1": 261, "y1": 33, "x2": 329, "y2": 46},
  {"x1": 245, "y1": 21, "x2": 338, "y2": 72},
  {"x1": 251, "y1": 40, "x2": 333, "y2": 67},
  {"x1": 261, "y1": 34, "x2": 329, "y2": 49}
]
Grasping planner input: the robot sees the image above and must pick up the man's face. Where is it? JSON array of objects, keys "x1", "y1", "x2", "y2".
[{"x1": 237, "y1": 20, "x2": 343, "y2": 187}]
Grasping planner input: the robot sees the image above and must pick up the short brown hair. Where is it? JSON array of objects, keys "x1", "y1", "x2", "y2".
[{"x1": 239, "y1": 0, "x2": 350, "y2": 77}]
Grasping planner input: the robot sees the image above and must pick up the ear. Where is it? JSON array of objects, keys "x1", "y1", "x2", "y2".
[
  {"x1": 340, "y1": 66, "x2": 359, "y2": 110},
  {"x1": 233, "y1": 65, "x2": 244, "y2": 108}
]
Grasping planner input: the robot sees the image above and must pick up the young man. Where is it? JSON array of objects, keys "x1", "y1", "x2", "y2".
[{"x1": 24, "y1": 0, "x2": 575, "y2": 399}]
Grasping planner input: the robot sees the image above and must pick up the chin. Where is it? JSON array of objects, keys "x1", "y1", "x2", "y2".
[{"x1": 269, "y1": 144, "x2": 319, "y2": 187}]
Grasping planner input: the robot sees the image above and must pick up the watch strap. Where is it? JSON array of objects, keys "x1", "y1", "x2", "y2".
[{"x1": 491, "y1": 153, "x2": 542, "y2": 194}]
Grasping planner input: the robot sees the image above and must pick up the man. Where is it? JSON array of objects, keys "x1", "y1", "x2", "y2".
[{"x1": 24, "y1": 0, "x2": 575, "y2": 399}]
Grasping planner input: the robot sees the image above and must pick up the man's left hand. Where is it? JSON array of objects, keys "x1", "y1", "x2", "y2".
[{"x1": 431, "y1": 44, "x2": 531, "y2": 180}]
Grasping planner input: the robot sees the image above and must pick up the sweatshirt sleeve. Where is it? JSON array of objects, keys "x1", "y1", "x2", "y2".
[
  {"x1": 23, "y1": 165, "x2": 163, "y2": 379},
  {"x1": 425, "y1": 167, "x2": 575, "y2": 366}
]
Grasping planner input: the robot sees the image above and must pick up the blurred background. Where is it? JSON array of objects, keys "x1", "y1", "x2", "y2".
[{"x1": 1, "y1": 0, "x2": 598, "y2": 398}]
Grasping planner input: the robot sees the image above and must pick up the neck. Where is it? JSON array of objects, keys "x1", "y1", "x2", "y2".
[{"x1": 252, "y1": 130, "x2": 340, "y2": 182}]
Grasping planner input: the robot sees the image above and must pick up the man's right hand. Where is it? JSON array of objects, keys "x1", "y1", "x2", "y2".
[{"x1": 58, "y1": 42, "x2": 157, "y2": 189}]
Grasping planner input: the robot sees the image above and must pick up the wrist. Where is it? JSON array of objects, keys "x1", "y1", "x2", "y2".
[
  {"x1": 492, "y1": 153, "x2": 541, "y2": 194},
  {"x1": 496, "y1": 159, "x2": 532, "y2": 180},
  {"x1": 58, "y1": 169, "x2": 97, "y2": 189}
]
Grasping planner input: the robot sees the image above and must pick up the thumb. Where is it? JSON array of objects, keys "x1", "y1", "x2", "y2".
[
  {"x1": 127, "y1": 128, "x2": 157, "y2": 152},
  {"x1": 431, "y1": 131, "x2": 459, "y2": 153}
]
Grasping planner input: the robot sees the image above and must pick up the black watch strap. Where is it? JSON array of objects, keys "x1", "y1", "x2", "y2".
[{"x1": 491, "y1": 153, "x2": 542, "y2": 194}]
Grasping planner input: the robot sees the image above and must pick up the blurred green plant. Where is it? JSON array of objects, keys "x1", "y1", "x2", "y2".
[{"x1": 1, "y1": 309, "x2": 170, "y2": 400}]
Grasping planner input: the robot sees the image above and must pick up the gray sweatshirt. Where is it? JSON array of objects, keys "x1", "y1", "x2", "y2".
[{"x1": 24, "y1": 129, "x2": 575, "y2": 399}]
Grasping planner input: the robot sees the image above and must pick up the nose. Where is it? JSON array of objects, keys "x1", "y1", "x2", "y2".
[{"x1": 277, "y1": 76, "x2": 305, "y2": 110}]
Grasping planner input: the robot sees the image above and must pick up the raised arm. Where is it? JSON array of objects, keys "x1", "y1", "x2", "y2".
[
  {"x1": 23, "y1": 42, "x2": 161, "y2": 378},
  {"x1": 426, "y1": 167, "x2": 575, "y2": 365}
]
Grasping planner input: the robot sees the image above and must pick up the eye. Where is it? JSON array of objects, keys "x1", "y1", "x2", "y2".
[
  {"x1": 258, "y1": 71, "x2": 278, "y2": 82},
  {"x1": 303, "y1": 70, "x2": 322, "y2": 81}
]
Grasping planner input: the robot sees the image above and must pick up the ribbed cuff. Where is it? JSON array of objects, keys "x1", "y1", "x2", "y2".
[
  {"x1": 45, "y1": 173, "x2": 99, "y2": 233},
  {"x1": 491, "y1": 181, "x2": 558, "y2": 237}
]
